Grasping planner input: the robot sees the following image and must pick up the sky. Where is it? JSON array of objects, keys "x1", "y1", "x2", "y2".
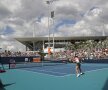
[{"x1": 0, "y1": 0, "x2": 108, "y2": 51}]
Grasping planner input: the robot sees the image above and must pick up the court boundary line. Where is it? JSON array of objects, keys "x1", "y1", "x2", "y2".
[
  {"x1": 19, "y1": 64, "x2": 73, "y2": 77},
  {"x1": 17, "y1": 69, "x2": 67, "y2": 77},
  {"x1": 60, "y1": 67, "x2": 108, "y2": 77},
  {"x1": 29, "y1": 68, "x2": 68, "y2": 75},
  {"x1": 17, "y1": 66, "x2": 108, "y2": 77},
  {"x1": 23, "y1": 65, "x2": 73, "y2": 72}
]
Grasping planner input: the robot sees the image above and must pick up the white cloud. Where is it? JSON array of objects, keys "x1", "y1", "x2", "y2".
[
  {"x1": 0, "y1": 0, "x2": 108, "y2": 51},
  {"x1": 1, "y1": 0, "x2": 21, "y2": 13}
]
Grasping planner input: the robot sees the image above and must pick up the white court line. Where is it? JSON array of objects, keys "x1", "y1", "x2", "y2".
[
  {"x1": 84, "y1": 67, "x2": 108, "y2": 73},
  {"x1": 22, "y1": 65, "x2": 74, "y2": 75},
  {"x1": 20, "y1": 64, "x2": 73, "y2": 75},
  {"x1": 17, "y1": 66, "x2": 108, "y2": 77},
  {"x1": 27, "y1": 65, "x2": 72, "y2": 71},
  {"x1": 17, "y1": 69, "x2": 67, "y2": 77},
  {"x1": 36, "y1": 63, "x2": 73, "y2": 70},
  {"x1": 60, "y1": 67, "x2": 108, "y2": 77},
  {"x1": 31, "y1": 69, "x2": 67, "y2": 74},
  {"x1": 13, "y1": 64, "x2": 72, "y2": 77}
]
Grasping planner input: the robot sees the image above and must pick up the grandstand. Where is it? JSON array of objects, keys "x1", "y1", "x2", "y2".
[{"x1": 15, "y1": 36, "x2": 107, "y2": 52}]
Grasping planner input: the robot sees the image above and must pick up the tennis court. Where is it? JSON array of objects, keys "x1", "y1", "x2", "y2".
[{"x1": 0, "y1": 62, "x2": 108, "y2": 90}]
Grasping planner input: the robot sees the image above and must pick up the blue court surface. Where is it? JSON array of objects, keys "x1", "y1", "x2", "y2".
[{"x1": 0, "y1": 63, "x2": 108, "y2": 90}]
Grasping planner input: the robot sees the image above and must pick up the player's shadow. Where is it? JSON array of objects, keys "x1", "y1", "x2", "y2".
[
  {"x1": 0, "y1": 79, "x2": 15, "y2": 90},
  {"x1": 102, "y1": 78, "x2": 108, "y2": 90}
]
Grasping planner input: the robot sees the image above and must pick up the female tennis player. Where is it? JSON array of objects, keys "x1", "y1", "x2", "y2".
[{"x1": 74, "y1": 55, "x2": 84, "y2": 77}]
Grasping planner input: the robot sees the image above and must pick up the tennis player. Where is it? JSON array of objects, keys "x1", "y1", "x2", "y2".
[{"x1": 74, "y1": 55, "x2": 83, "y2": 77}]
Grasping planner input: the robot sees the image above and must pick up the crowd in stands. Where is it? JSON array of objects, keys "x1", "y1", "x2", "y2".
[
  {"x1": 0, "y1": 50, "x2": 40, "y2": 57},
  {"x1": 51, "y1": 48, "x2": 108, "y2": 61},
  {"x1": 0, "y1": 48, "x2": 108, "y2": 60}
]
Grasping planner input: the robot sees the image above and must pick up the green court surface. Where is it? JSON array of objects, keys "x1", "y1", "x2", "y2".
[{"x1": 0, "y1": 64, "x2": 108, "y2": 90}]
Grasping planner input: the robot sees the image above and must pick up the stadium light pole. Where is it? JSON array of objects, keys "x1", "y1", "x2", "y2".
[
  {"x1": 46, "y1": 0, "x2": 58, "y2": 57},
  {"x1": 102, "y1": 24, "x2": 105, "y2": 36},
  {"x1": 46, "y1": 1, "x2": 51, "y2": 48},
  {"x1": 101, "y1": 19, "x2": 105, "y2": 36},
  {"x1": 32, "y1": 20, "x2": 37, "y2": 51},
  {"x1": 33, "y1": 23, "x2": 35, "y2": 51},
  {"x1": 52, "y1": 12, "x2": 55, "y2": 57},
  {"x1": 33, "y1": 22, "x2": 35, "y2": 37},
  {"x1": 46, "y1": 0, "x2": 58, "y2": 47}
]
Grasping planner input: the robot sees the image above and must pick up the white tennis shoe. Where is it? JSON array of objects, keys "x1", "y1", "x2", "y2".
[{"x1": 77, "y1": 74, "x2": 80, "y2": 77}]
